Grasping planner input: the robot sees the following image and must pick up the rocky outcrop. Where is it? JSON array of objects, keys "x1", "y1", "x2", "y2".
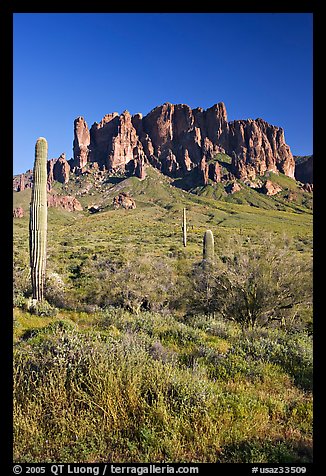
[
  {"x1": 226, "y1": 182, "x2": 242, "y2": 194},
  {"x1": 47, "y1": 193, "x2": 83, "y2": 212},
  {"x1": 13, "y1": 170, "x2": 33, "y2": 191},
  {"x1": 113, "y1": 192, "x2": 136, "y2": 210},
  {"x1": 88, "y1": 111, "x2": 147, "y2": 174},
  {"x1": 294, "y1": 155, "x2": 313, "y2": 184},
  {"x1": 73, "y1": 117, "x2": 90, "y2": 169},
  {"x1": 68, "y1": 102, "x2": 295, "y2": 186},
  {"x1": 302, "y1": 183, "x2": 313, "y2": 193},
  {"x1": 53, "y1": 153, "x2": 70, "y2": 183},
  {"x1": 140, "y1": 102, "x2": 227, "y2": 176},
  {"x1": 18, "y1": 174, "x2": 25, "y2": 192},
  {"x1": 13, "y1": 207, "x2": 24, "y2": 218},
  {"x1": 223, "y1": 119, "x2": 295, "y2": 180},
  {"x1": 261, "y1": 180, "x2": 282, "y2": 196},
  {"x1": 48, "y1": 153, "x2": 70, "y2": 186}
]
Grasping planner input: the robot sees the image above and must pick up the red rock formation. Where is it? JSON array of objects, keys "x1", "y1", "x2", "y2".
[
  {"x1": 198, "y1": 157, "x2": 209, "y2": 185},
  {"x1": 73, "y1": 116, "x2": 90, "y2": 168},
  {"x1": 135, "y1": 157, "x2": 146, "y2": 180},
  {"x1": 224, "y1": 119, "x2": 294, "y2": 180},
  {"x1": 47, "y1": 153, "x2": 70, "y2": 188},
  {"x1": 70, "y1": 102, "x2": 295, "y2": 185},
  {"x1": 47, "y1": 159, "x2": 55, "y2": 186},
  {"x1": 47, "y1": 193, "x2": 83, "y2": 211},
  {"x1": 13, "y1": 171, "x2": 33, "y2": 191},
  {"x1": 18, "y1": 174, "x2": 25, "y2": 192},
  {"x1": 53, "y1": 153, "x2": 70, "y2": 183},
  {"x1": 88, "y1": 111, "x2": 147, "y2": 174},
  {"x1": 261, "y1": 180, "x2": 282, "y2": 196},
  {"x1": 13, "y1": 207, "x2": 24, "y2": 218},
  {"x1": 141, "y1": 102, "x2": 227, "y2": 174}
]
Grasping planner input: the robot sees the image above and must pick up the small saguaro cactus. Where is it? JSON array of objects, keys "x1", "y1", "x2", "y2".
[
  {"x1": 203, "y1": 229, "x2": 214, "y2": 262},
  {"x1": 182, "y1": 207, "x2": 187, "y2": 247},
  {"x1": 29, "y1": 137, "x2": 48, "y2": 302}
]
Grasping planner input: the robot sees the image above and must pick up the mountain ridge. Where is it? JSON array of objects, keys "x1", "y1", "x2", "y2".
[{"x1": 13, "y1": 102, "x2": 313, "y2": 209}]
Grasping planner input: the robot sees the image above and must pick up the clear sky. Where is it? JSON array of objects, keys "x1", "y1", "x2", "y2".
[{"x1": 13, "y1": 12, "x2": 313, "y2": 175}]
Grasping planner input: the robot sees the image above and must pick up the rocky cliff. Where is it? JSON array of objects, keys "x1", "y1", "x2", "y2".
[
  {"x1": 72, "y1": 101, "x2": 295, "y2": 184},
  {"x1": 294, "y1": 155, "x2": 313, "y2": 184}
]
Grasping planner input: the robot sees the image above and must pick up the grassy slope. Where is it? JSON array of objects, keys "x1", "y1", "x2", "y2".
[
  {"x1": 13, "y1": 166, "x2": 313, "y2": 463},
  {"x1": 13, "y1": 166, "x2": 312, "y2": 265}
]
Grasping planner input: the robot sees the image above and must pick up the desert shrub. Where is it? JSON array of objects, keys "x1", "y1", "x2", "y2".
[
  {"x1": 44, "y1": 271, "x2": 67, "y2": 308},
  {"x1": 13, "y1": 250, "x2": 32, "y2": 298},
  {"x1": 189, "y1": 233, "x2": 312, "y2": 329},
  {"x1": 233, "y1": 330, "x2": 313, "y2": 390},
  {"x1": 76, "y1": 253, "x2": 177, "y2": 313},
  {"x1": 13, "y1": 322, "x2": 221, "y2": 462},
  {"x1": 28, "y1": 299, "x2": 58, "y2": 317},
  {"x1": 13, "y1": 292, "x2": 27, "y2": 309}
]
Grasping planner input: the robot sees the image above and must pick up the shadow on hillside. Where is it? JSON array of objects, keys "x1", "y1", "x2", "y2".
[
  {"x1": 103, "y1": 176, "x2": 126, "y2": 185},
  {"x1": 171, "y1": 170, "x2": 199, "y2": 191}
]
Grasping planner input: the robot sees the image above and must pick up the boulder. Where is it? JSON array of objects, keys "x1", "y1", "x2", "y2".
[
  {"x1": 226, "y1": 182, "x2": 242, "y2": 194},
  {"x1": 261, "y1": 180, "x2": 282, "y2": 196},
  {"x1": 113, "y1": 192, "x2": 136, "y2": 210},
  {"x1": 13, "y1": 207, "x2": 24, "y2": 218}
]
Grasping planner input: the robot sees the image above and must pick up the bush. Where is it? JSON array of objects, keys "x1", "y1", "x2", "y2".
[
  {"x1": 235, "y1": 330, "x2": 313, "y2": 390},
  {"x1": 189, "y1": 233, "x2": 312, "y2": 329},
  {"x1": 28, "y1": 299, "x2": 58, "y2": 317},
  {"x1": 75, "y1": 253, "x2": 177, "y2": 313},
  {"x1": 44, "y1": 271, "x2": 67, "y2": 308},
  {"x1": 13, "y1": 292, "x2": 27, "y2": 309}
]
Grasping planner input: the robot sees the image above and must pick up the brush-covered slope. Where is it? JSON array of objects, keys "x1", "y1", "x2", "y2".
[{"x1": 13, "y1": 159, "x2": 313, "y2": 464}]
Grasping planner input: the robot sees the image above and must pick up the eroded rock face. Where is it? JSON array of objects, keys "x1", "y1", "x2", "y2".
[
  {"x1": 141, "y1": 102, "x2": 227, "y2": 175},
  {"x1": 224, "y1": 119, "x2": 295, "y2": 180},
  {"x1": 13, "y1": 170, "x2": 33, "y2": 191},
  {"x1": 294, "y1": 156, "x2": 313, "y2": 184},
  {"x1": 88, "y1": 111, "x2": 147, "y2": 174},
  {"x1": 73, "y1": 117, "x2": 90, "y2": 169},
  {"x1": 18, "y1": 174, "x2": 25, "y2": 192},
  {"x1": 47, "y1": 153, "x2": 70, "y2": 187},
  {"x1": 53, "y1": 153, "x2": 70, "y2": 183},
  {"x1": 70, "y1": 102, "x2": 295, "y2": 184},
  {"x1": 47, "y1": 193, "x2": 83, "y2": 212}
]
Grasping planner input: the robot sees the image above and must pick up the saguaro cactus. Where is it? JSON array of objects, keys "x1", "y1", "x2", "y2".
[
  {"x1": 182, "y1": 207, "x2": 187, "y2": 247},
  {"x1": 203, "y1": 229, "x2": 214, "y2": 262},
  {"x1": 29, "y1": 137, "x2": 48, "y2": 301}
]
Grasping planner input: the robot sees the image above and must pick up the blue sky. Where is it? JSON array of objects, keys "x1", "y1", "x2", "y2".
[{"x1": 13, "y1": 13, "x2": 313, "y2": 175}]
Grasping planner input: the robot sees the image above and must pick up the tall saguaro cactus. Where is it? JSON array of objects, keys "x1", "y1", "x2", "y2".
[
  {"x1": 182, "y1": 207, "x2": 187, "y2": 247},
  {"x1": 203, "y1": 229, "x2": 214, "y2": 262},
  {"x1": 29, "y1": 137, "x2": 48, "y2": 301}
]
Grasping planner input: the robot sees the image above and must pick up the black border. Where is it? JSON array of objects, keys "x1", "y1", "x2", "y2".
[{"x1": 4, "y1": 2, "x2": 320, "y2": 474}]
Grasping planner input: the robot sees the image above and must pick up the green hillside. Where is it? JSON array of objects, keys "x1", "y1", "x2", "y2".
[{"x1": 13, "y1": 165, "x2": 313, "y2": 463}]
